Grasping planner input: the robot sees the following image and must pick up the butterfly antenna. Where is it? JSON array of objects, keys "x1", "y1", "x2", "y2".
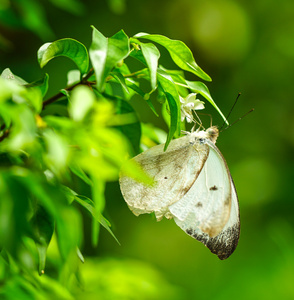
[
  {"x1": 193, "y1": 111, "x2": 208, "y2": 130},
  {"x1": 220, "y1": 93, "x2": 241, "y2": 131},
  {"x1": 221, "y1": 108, "x2": 254, "y2": 132}
]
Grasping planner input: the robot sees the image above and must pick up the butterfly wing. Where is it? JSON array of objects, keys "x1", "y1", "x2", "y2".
[
  {"x1": 119, "y1": 134, "x2": 209, "y2": 220},
  {"x1": 187, "y1": 180, "x2": 240, "y2": 260},
  {"x1": 170, "y1": 141, "x2": 240, "y2": 259}
]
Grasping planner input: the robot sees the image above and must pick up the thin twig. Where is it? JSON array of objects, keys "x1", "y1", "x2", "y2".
[{"x1": 42, "y1": 68, "x2": 95, "y2": 109}]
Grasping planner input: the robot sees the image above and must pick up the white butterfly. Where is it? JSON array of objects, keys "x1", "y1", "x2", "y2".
[{"x1": 119, "y1": 126, "x2": 240, "y2": 260}]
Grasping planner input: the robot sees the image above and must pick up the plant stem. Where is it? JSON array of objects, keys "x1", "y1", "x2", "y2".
[{"x1": 42, "y1": 68, "x2": 95, "y2": 109}]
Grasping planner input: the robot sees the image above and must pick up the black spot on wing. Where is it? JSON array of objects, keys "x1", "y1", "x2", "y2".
[
  {"x1": 186, "y1": 224, "x2": 240, "y2": 260},
  {"x1": 196, "y1": 202, "x2": 203, "y2": 207},
  {"x1": 224, "y1": 195, "x2": 230, "y2": 206},
  {"x1": 210, "y1": 185, "x2": 218, "y2": 191}
]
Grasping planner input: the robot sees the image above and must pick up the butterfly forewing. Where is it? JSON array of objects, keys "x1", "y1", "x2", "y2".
[{"x1": 119, "y1": 134, "x2": 209, "y2": 220}]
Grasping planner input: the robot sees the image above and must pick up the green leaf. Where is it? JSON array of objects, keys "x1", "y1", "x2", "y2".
[
  {"x1": 157, "y1": 67, "x2": 228, "y2": 125},
  {"x1": 129, "y1": 47, "x2": 147, "y2": 65},
  {"x1": 114, "y1": 98, "x2": 141, "y2": 155},
  {"x1": 43, "y1": 115, "x2": 74, "y2": 131},
  {"x1": 76, "y1": 247, "x2": 85, "y2": 263},
  {"x1": 129, "y1": 44, "x2": 160, "y2": 91},
  {"x1": 25, "y1": 73, "x2": 49, "y2": 97},
  {"x1": 22, "y1": 87, "x2": 43, "y2": 113},
  {"x1": 157, "y1": 72, "x2": 181, "y2": 150},
  {"x1": 91, "y1": 177, "x2": 105, "y2": 247},
  {"x1": 111, "y1": 69, "x2": 130, "y2": 94},
  {"x1": 89, "y1": 26, "x2": 130, "y2": 92},
  {"x1": 32, "y1": 205, "x2": 55, "y2": 275},
  {"x1": 73, "y1": 194, "x2": 120, "y2": 245},
  {"x1": 0, "y1": 77, "x2": 24, "y2": 104},
  {"x1": 69, "y1": 163, "x2": 92, "y2": 186},
  {"x1": 125, "y1": 81, "x2": 144, "y2": 97},
  {"x1": 1, "y1": 104, "x2": 37, "y2": 151},
  {"x1": 43, "y1": 129, "x2": 70, "y2": 176},
  {"x1": 0, "y1": 172, "x2": 27, "y2": 256},
  {"x1": 185, "y1": 80, "x2": 228, "y2": 125},
  {"x1": 134, "y1": 33, "x2": 211, "y2": 81},
  {"x1": 126, "y1": 81, "x2": 159, "y2": 117},
  {"x1": 37, "y1": 38, "x2": 89, "y2": 75},
  {"x1": 140, "y1": 43, "x2": 160, "y2": 90},
  {"x1": 169, "y1": 72, "x2": 228, "y2": 125},
  {"x1": 56, "y1": 207, "x2": 82, "y2": 259},
  {"x1": 1, "y1": 68, "x2": 27, "y2": 85},
  {"x1": 69, "y1": 85, "x2": 95, "y2": 122},
  {"x1": 67, "y1": 69, "x2": 80, "y2": 86}
]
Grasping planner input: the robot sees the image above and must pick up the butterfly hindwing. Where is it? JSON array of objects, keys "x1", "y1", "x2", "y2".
[{"x1": 185, "y1": 180, "x2": 240, "y2": 260}]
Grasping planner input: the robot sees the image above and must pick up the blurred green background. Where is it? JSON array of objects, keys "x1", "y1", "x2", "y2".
[{"x1": 1, "y1": 0, "x2": 294, "y2": 299}]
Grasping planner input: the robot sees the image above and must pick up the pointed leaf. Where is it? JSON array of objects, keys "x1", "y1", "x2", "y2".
[
  {"x1": 158, "y1": 68, "x2": 228, "y2": 125},
  {"x1": 37, "y1": 38, "x2": 89, "y2": 75},
  {"x1": 186, "y1": 80, "x2": 228, "y2": 124},
  {"x1": 89, "y1": 27, "x2": 130, "y2": 92},
  {"x1": 111, "y1": 69, "x2": 130, "y2": 94},
  {"x1": 135, "y1": 33, "x2": 211, "y2": 81},
  {"x1": 77, "y1": 247, "x2": 85, "y2": 263},
  {"x1": 74, "y1": 194, "x2": 120, "y2": 245},
  {"x1": 170, "y1": 72, "x2": 228, "y2": 125},
  {"x1": 25, "y1": 73, "x2": 49, "y2": 97},
  {"x1": 56, "y1": 207, "x2": 82, "y2": 259},
  {"x1": 1, "y1": 68, "x2": 27, "y2": 85},
  {"x1": 157, "y1": 72, "x2": 181, "y2": 150},
  {"x1": 115, "y1": 98, "x2": 141, "y2": 155},
  {"x1": 67, "y1": 69, "x2": 80, "y2": 86},
  {"x1": 69, "y1": 163, "x2": 92, "y2": 186},
  {"x1": 69, "y1": 85, "x2": 95, "y2": 122},
  {"x1": 91, "y1": 176, "x2": 105, "y2": 247},
  {"x1": 140, "y1": 43, "x2": 160, "y2": 90},
  {"x1": 32, "y1": 205, "x2": 55, "y2": 275},
  {"x1": 129, "y1": 47, "x2": 147, "y2": 65}
]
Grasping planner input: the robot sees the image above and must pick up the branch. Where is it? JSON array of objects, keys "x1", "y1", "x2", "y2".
[{"x1": 42, "y1": 68, "x2": 94, "y2": 109}]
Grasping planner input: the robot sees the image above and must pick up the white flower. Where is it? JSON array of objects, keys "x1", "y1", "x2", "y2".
[{"x1": 180, "y1": 93, "x2": 205, "y2": 123}]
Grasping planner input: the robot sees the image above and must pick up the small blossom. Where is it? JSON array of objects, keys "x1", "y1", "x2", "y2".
[{"x1": 180, "y1": 93, "x2": 205, "y2": 123}]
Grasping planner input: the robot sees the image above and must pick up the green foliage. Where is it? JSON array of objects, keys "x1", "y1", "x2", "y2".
[
  {"x1": 0, "y1": 26, "x2": 223, "y2": 298},
  {"x1": 38, "y1": 39, "x2": 89, "y2": 76}
]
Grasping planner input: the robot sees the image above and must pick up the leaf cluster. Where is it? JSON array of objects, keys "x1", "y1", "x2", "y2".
[{"x1": 0, "y1": 26, "x2": 223, "y2": 298}]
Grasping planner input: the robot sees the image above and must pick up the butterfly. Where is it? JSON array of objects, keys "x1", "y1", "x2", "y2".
[{"x1": 119, "y1": 126, "x2": 240, "y2": 260}]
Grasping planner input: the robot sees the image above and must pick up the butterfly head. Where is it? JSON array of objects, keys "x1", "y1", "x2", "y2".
[
  {"x1": 205, "y1": 126, "x2": 219, "y2": 144},
  {"x1": 187, "y1": 126, "x2": 219, "y2": 145}
]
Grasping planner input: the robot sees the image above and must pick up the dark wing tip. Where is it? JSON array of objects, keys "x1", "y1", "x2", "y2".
[{"x1": 186, "y1": 223, "x2": 240, "y2": 260}]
